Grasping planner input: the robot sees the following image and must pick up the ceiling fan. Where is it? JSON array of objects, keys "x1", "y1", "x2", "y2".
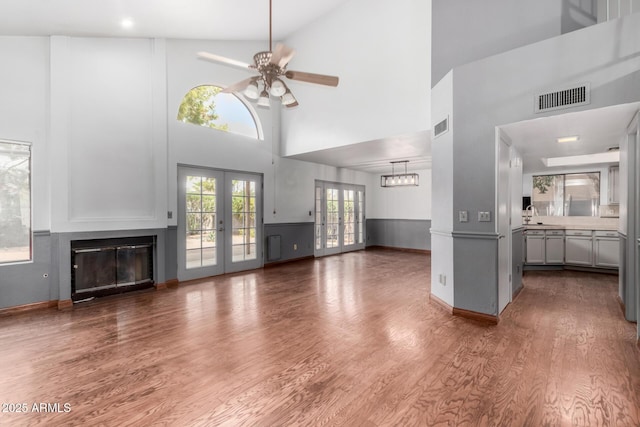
[{"x1": 196, "y1": 0, "x2": 339, "y2": 109}]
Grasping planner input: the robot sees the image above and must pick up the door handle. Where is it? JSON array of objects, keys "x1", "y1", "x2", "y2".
[{"x1": 218, "y1": 227, "x2": 225, "y2": 231}]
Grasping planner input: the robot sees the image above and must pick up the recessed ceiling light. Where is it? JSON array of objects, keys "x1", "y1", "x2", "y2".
[
  {"x1": 556, "y1": 136, "x2": 580, "y2": 143},
  {"x1": 121, "y1": 18, "x2": 134, "y2": 29}
]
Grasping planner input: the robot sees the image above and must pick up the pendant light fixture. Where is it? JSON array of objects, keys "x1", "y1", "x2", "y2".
[{"x1": 380, "y1": 161, "x2": 419, "y2": 187}]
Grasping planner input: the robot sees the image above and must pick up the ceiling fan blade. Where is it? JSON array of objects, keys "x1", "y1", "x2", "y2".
[
  {"x1": 285, "y1": 70, "x2": 339, "y2": 87},
  {"x1": 221, "y1": 76, "x2": 258, "y2": 94},
  {"x1": 270, "y1": 43, "x2": 296, "y2": 68},
  {"x1": 197, "y1": 51, "x2": 252, "y2": 70}
]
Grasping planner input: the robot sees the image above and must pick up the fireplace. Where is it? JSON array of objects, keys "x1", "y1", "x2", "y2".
[{"x1": 71, "y1": 236, "x2": 155, "y2": 301}]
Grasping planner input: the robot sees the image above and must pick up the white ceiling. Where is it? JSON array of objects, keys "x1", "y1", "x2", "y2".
[
  {"x1": 0, "y1": 0, "x2": 350, "y2": 40},
  {"x1": 500, "y1": 103, "x2": 640, "y2": 173},
  {"x1": 287, "y1": 131, "x2": 432, "y2": 173}
]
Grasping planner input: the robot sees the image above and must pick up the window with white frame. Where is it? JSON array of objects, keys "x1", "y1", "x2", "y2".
[
  {"x1": 0, "y1": 140, "x2": 31, "y2": 264},
  {"x1": 532, "y1": 172, "x2": 600, "y2": 216},
  {"x1": 177, "y1": 85, "x2": 261, "y2": 140}
]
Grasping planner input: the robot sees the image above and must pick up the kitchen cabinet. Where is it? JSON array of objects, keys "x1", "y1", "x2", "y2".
[
  {"x1": 525, "y1": 230, "x2": 545, "y2": 264},
  {"x1": 524, "y1": 228, "x2": 618, "y2": 271},
  {"x1": 594, "y1": 230, "x2": 619, "y2": 268},
  {"x1": 565, "y1": 230, "x2": 593, "y2": 266},
  {"x1": 545, "y1": 230, "x2": 565, "y2": 264}
]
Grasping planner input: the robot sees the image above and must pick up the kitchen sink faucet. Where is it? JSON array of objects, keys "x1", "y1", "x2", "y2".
[{"x1": 524, "y1": 205, "x2": 535, "y2": 224}]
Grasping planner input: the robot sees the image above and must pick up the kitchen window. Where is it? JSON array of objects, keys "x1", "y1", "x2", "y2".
[{"x1": 531, "y1": 172, "x2": 600, "y2": 216}]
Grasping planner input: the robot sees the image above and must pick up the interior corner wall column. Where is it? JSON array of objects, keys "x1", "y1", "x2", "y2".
[
  {"x1": 151, "y1": 38, "x2": 169, "y2": 229},
  {"x1": 49, "y1": 36, "x2": 73, "y2": 301},
  {"x1": 49, "y1": 36, "x2": 72, "y2": 234}
]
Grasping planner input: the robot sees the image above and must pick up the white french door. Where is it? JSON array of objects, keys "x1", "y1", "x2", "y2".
[
  {"x1": 178, "y1": 166, "x2": 262, "y2": 281},
  {"x1": 224, "y1": 172, "x2": 262, "y2": 273},
  {"x1": 314, "y1": 181, "x2": 365, "y2": 257}
]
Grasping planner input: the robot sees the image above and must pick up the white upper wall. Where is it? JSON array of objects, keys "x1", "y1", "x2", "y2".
[
  {"x1": 431, "y1": 0, "x2": 563, "y2": 87},
  {"x1": 368, "y1": 169, "x2": 432, "y2": 220},
  {"x1": 0, "y1": 37, "x2": 50, "y2": 231},
  {"x1": 49, "y1": 36, "x2": 168, "y2": 232},
  {"x1": 444, "y1": 13, "x2": 640, "y2": 235},
  {"x1": 280, "y1": 0, "x2": 431, "y2": 156},
  {"x1": 165, "y1": 39, "x2": 373, "y2": 225}
]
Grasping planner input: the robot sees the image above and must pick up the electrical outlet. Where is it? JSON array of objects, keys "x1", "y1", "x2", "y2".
[
  {"x1": 459, "y1": 210, "x2": 468, "y2": 222},
  {"x1": 167, "y1": 211, "x2": 173, "y2": 219},
  {"x1": 478, "y1": 211, "x2": 491, "y2": 222},
  {"x1": 439, "y1": 274, "x2": 446, "y2": 286},
  {"x1": 293, "y1": 244, "x2": 297, "y2": 251}
]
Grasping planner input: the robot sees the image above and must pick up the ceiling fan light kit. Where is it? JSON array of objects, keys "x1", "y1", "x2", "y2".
[
  {"x1": 281, "y1": 89, "x2": 297, "y2": 106},
  {"x1": 244, "y1": 80, "x2": 260, "y2": 99},
  {"x1": 196, "y1": 0, "x2": 339, "y2": 109},
  {"x1": 257, "y1": 89, "x2": 271, "y2": 108},
  {"x1": 270, "y1": 79, "x2": 286, "y2": 97}
]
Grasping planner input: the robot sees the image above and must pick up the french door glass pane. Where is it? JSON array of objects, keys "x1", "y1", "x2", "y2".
[
  {"x1": 231, "y1": 179, "x2": 257, "y2": 262},
  {"x1": 186, "y1": 249, "x2": 201, "y2": 269},
  {"x1": 358, "y1": 190, "x2": 364, "y2": 244},
  {"x1": 344, "y1": 190, "x2": 355, "y2": 245},
  {"x1": 185, "y1": 175, "x2": 218, "y2": 269},
  {"x1": 202, "y1": 248, "x2": 216, "y2": 266},
  {"x1": 315, "y1": 187, "x2": 323, "y2": 250},
  {"x1": 326, "y1": 188, "x2": 339, "y2": 249}
]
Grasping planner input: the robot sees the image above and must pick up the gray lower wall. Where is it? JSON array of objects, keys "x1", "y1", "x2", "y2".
[
  {"x1": 165, "y1": 226, "x2": 178, "y2": 281},
  {"x1": 264, "y1": 223, "x2": 314, "y2": 263},
  {"x1": 0, "y1": 228, "x2": 166, "y2": 310},
  {"x1": 512, "y1": 229, "x2": 524, "y2": 297},
  {"x1": 2, "y1": 220, "x2": 432, "y2": 309},
  {"x1": 453, "y1": 235, "x2": 498, "y2": 315},
  {"x1": 0, "y1": 231, "x2": 54, "y2": 309},
  {"x1": 366, "y1": 219, "x2": 431, "y2": 250},
  {"x1": 620, "y1": 234, "x2": 637, "y2": 322}
]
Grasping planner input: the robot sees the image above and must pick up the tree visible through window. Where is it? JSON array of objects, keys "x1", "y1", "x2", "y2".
[
  {"x1": 0, "y1": 140, "x2": 31, "y2": 264},
  {"x1": 532, "y1": 172, "x2": 600, "y2": 216},
  {"x1": 177, "y1": 85, "x2": 260, "y2": 139}
]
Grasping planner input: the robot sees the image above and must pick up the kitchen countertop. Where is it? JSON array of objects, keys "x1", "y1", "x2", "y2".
[{"x1": 522, "y1": 224, "x2": 618, "y2": 231}]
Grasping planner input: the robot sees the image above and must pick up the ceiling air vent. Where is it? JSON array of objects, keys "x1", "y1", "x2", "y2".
[
  {"x1": 434, "y1": 117, "x2": 449, "y2": 138},
  {"x1": 534, "y1": 83, "x2": 590, "y2": 113}
]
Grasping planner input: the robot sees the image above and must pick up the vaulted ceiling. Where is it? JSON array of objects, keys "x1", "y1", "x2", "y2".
[
  {"x1": 2, "y1": 1, "x2": 634, "y2": 174},
  {"x1": 0, "y1": 0, "x2": 350, "y2": 40}
]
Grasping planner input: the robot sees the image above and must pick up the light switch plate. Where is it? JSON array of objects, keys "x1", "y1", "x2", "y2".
[
  {"x1": 478, "y1": 211, "x2": 491, "y2": 222},
  {"x1": 459, "y1": 210, "x2": 468, "y2": 222}
]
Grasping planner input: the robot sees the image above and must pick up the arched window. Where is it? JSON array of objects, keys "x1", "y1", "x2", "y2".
[{"x1": 177, "y1": 85, "x2": 262, "y2": 140}]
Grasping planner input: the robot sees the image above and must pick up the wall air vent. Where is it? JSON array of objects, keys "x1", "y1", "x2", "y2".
[
  {"x1": 434, "y1": 116, "x2": 449, "y2": 138},
  {"x1": 534, "y1": 83, "x2": 590, "y2": 113}
]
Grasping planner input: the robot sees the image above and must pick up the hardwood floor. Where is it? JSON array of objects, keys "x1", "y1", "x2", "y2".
[{"x1": 1, "y1": 249, "x2": 639, "y2": 426}]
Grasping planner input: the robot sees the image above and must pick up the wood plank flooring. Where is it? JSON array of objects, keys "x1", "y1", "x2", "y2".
[{"x1": 0, "y1": 249, "x2": 639, "y2": 426}]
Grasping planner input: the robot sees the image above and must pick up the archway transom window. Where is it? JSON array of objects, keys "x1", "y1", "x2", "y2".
[{"x1": 177, "y1": 85, "x2": 262, "y2": 140}]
